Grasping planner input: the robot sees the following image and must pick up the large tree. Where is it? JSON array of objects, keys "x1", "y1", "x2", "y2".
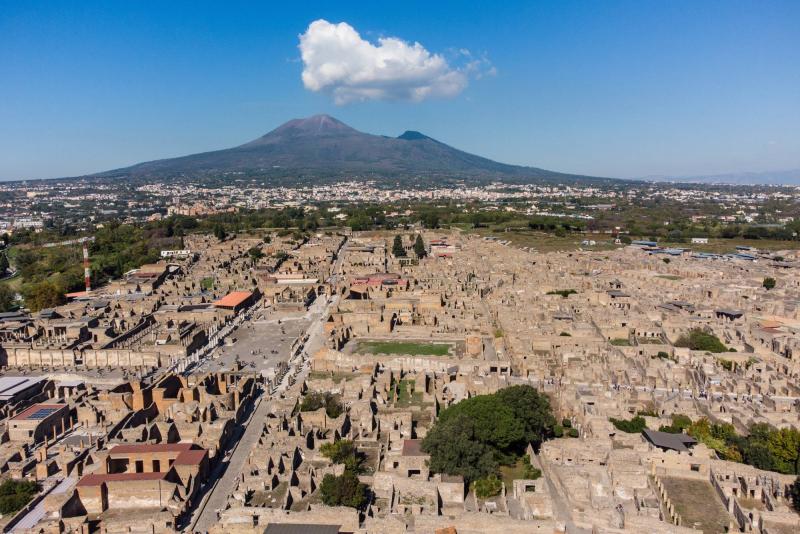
[
  {"x1": 414, "y1": 234, "x2": 426, "y2": 258},
  {"x1": 422, "y1": 385, "x2": 555, "y2": 482},
  {"x1": 392, "y1": 235, "x2": 406, "y2": 257},
  {"x1": 0, "y1": 285, "x2": 14, "y2": 312}
]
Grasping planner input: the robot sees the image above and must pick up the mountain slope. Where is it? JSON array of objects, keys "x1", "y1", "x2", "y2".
[{"x1": 92, "y1": 114, "x2": 612, "y2": 184}]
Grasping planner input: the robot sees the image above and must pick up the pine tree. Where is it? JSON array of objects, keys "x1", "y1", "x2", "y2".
[
  {"x1": 0, "y1": 253, "x2": 8, "y2": 275},
  {"x1": 213, "y1": 224, "x2": 227, "y2": 242},
  {"x1": 414, "y1": 234, "x2": 426, "y2": 258},
  {"x1": 392, "y1": 235, "x2": 406, "y2": 257}
]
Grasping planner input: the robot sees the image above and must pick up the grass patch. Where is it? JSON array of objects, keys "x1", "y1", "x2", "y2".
[
  {"x1": 656, "y1": 275, "x2": 682, "y2": 281},
  {"x1": 610, "y1": 338, "x2": 631, "y2": 346},
  {"x1": 356, "y1": 341, "x2": 451, "y2": 356},
  {"x1": 394, "y1": 379, "x2": 425, "y2": 408},
  {"x1": 200, "y1": 277, "x2": 214, "y2": 290},
  {"x1": 659, "y1": 477, "x2": 730, "y2": 534},
  {"x1": 308, "y1": 371, "x2": 357, "y2": 383}
]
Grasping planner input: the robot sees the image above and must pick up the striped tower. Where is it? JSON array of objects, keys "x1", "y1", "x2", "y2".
[{"x1": 82, "y1": 241, "x2": 91, "y2": 292}]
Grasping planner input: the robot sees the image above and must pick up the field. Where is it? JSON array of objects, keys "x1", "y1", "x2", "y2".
[
  {"x1": 355, "y1": 340, "x2": 452, "y2": 356},
  {"x1": 660, "y1": 238, "x2": 800, "y2": 254},
  {"x1": 459, "y1": 226, "x2": 800, "y2": 255},
  {"x1": 659, "y1": 477, "x2": 730, "y2": 534},
  {"x1": 463, "y1": 227, "x2": 621, "y2": 252}
]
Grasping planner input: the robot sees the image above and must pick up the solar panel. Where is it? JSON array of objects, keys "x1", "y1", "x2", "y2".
[{"x1": 28, "y1": 407, "x2": 58, "y2": 419}]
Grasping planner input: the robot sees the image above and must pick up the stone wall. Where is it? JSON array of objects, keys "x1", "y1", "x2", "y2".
[{"x1": 2, "y1": 347, "x2": 164, "y2": 368}]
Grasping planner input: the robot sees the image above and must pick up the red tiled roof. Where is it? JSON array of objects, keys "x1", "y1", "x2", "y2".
[
  {"x1": 213, "y1": 291, "x2": 253, "y2": 308},
  {"x1": 174, "y1": 449, "x2": 207, "y2": 465},
  {"x1": 77, "y1": 472, "x2": 166, "y2": 487},
  {"x1": 108, "y1": 442, "x2": 194, "y2": 455},
  {"x1": 11, "y1": 403, "x2": 67, "y2": 421}
]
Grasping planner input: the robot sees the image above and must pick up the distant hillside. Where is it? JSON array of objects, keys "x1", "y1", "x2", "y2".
[{"x1": 89, "y1": 114, "x2": 617, "y2": 186}]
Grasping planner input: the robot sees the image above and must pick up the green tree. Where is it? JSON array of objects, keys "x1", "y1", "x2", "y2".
[
  {"x1": 762, "y1": 277, "x2": 776, "y2": 290},
  {"x1": 413, "y1": 234, "x2": 426, "y2": 258},
  {"x1": 213, "y1": 224, "x2": 227, "y2": 242},
  {"x1": 494, "y1": 385, "x2": 556, "y2": 449},
  {"x1": 392, "y1": 235, "x2": 406, "y2": 257},
  {"x1": 0, "y1": 284, "x2": 15, "y2": 312},
  {"x1": 0, "y1": 253, "x2": 9, "y2": 274},
  {"x1": 0, "y1": 479, "x2": 38, "y2": 515},
  {"x1": 247, "y1": 246, "x2": 265, "y2": 263},
  {"x1": 789, "y1": 477, "x2": 800, "y2": 512},
  {"x1": 23, "y1": 281, "x2": 65, "y2": 312},
  {"x1": 319, "y1": 471, "x2": 368, "y2": 509},
  {"x1": 422, "y1": 385, "x2": 555, "y2": 483},
  {"x1": 299, "y1": 392, "x2": 343, "y2": 419},
  {"x1": 421, "y1": 211, "x2": 440, "y2": 229},
  {"x1": 422, "y1": 413, "x2": 499, "y2": 483}
]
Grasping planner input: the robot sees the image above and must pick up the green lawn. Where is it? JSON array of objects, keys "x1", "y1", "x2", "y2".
[
  {"x1": 499, "y1": 459, "x2": 529, "y2": 489},
  {"x1": 356, "y1": 341, "x2": 452, "y2": 356},
  {"x1": 394, "y1": 379, "x2": 427, "y2": 408},
  {"x1": 200, "y1": 277, "x2": 214, "y2": 290},
  {"x1": 610, "y1": 338, "x2": 631, "y2": 346}
]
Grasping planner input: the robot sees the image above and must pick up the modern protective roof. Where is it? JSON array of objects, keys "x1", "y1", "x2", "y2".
[
  {"x1": 11, "y1": 403, "x2": 67, "y2": 421},
  {"x1": 642, "y1": 429, "x2": 697, "y2": 452},
  {"x1": 213, "y1": 291, "x2": 254, "y2": 308}
]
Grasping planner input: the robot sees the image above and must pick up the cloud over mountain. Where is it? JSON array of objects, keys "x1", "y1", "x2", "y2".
[{"x1": 298, "y1": 19, "x2": 483, "y2": 104}]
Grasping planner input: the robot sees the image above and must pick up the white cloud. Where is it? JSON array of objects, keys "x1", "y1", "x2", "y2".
[{"x1": 298, "y1": 19, "x2": 490, "y2": 105}]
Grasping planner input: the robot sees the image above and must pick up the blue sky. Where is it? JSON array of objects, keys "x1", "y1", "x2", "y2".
[{"x1": 1, "y1": 0, "x2": 798, "y2": 181}]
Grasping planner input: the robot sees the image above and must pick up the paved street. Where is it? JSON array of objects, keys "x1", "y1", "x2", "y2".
[{"x1": 188, "y1": 292, "x2": 337, "y2": 533}]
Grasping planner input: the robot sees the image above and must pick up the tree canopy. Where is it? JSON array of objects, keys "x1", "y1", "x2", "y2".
[
  {"x1": 414, "y1": 234, "x2": 426, "y2": 258},
  {"x1": 392, "y1": 235, "x2": 406, "y2": 257},
  {"x1": 422, "y1": 385, "x2": 555, "y2": 482}
]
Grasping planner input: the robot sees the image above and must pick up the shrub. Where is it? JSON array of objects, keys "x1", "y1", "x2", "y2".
[
  {"x1": 473, "y1": 475, "x2": 503, "y2": 499},
  {"x1": 300, "y1": 392, "x2": 343, "y2": 418},
  {"x1": 562, "y1": 418, "x2": 572, "y2": 428},
  {"x1": 319, "y1": 471, "x2": 368, "y2": 509},
  {"x1": 567, "y1": 428, "x2": 579, "y2": 438},
  {"x1": 547, "y1": 289, "x2": 577, "y2": 298},
  {"x1": 674, "y1": 329, "x2": 729, "y2": 353},
  {"x1": 523, "y1": 464, "x2": 542, "y2": 480},
  {"x1": 610, "y1": 416, "x2": 647, "y2": 433},
  {"x1": 762, "y1": 277, "x2": 776, "y2": 290}
]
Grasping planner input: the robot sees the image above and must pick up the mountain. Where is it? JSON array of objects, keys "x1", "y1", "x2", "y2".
[{"x1": 91, "y1": 114, "x2": 614, "y2": 185}]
